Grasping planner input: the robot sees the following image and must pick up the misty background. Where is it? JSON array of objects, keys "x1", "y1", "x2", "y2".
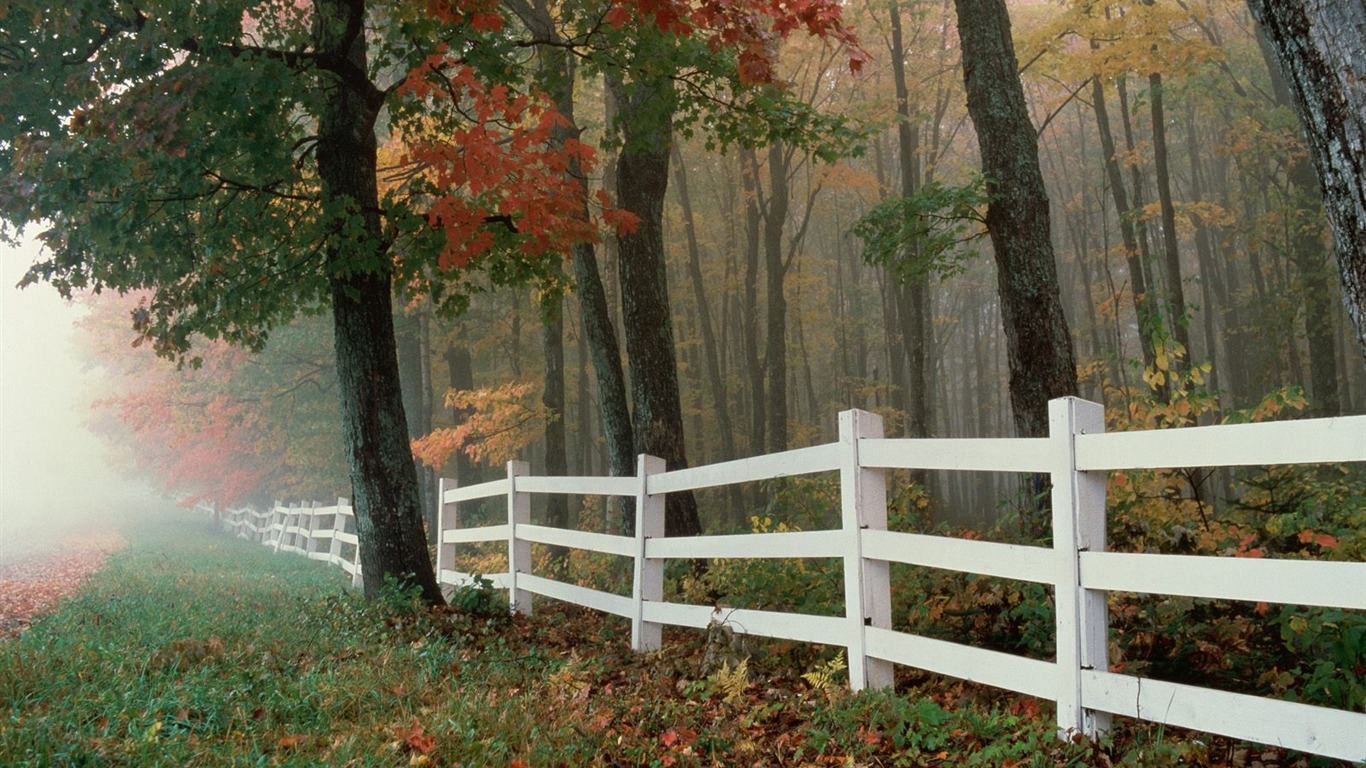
[{"x1": 2, "y1": 234, "x2": 165, "y2": 565}]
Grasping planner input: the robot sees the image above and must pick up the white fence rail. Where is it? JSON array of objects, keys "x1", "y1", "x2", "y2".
[
  {"x1": 212, "y1": 397, "x2": 1365, "y2": 761},
  {"x1": 217, "y1": 498, "x2": 364, "y2": 589}
]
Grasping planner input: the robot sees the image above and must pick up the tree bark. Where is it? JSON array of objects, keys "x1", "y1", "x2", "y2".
[
  {"x1": 889, "y1": 0, "x2": 931, "y2": 440},
  {"x1": 395, "y1": 303, "x2": 438, "y2": 542},
  {"x1": 1247, "y1": 0, "x2": 1366, "y2": 365},
  {"x1": 1148, "y1": 71, "x2": 1193, "y2": 369},
  {"x1": 541, "y1": 294, "x2": 570, "y2": 560},
  {"x1": 1254, "y1": 26, "x2": 1342, "y2": 415},
  {"x1": 954, "y1": 0, "x2": 1079, "y2": 438},
  {"x1": 444, "y1": 342, "x2": 481, "y2": 487},
  {"x1": 1091, "y1": 75, "x2": 1160, "y2": 373},
  {"x1": 763, "y1": 142, "x2": 791, "y2": 452},
  {"x1": 741, "y1": 148, "x2": 767, "y2": 455},
  {"x1": 514, "y1": 6, "x2": 638, "y2": 485},
  {"x1": 613, "y1": 75, "x2": 703, "y2": 537},
  {"x1": 315, "y1": 0, "x2": 441, "y2": 604}
]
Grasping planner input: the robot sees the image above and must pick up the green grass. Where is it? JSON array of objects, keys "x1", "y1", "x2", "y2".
[{"x1": 0, "y1": 511, "x2": 1343, "y2": 767}]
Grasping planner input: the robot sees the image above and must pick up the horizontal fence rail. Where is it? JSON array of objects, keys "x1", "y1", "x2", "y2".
[
  {"x1": 216, "y1": 498, "x2": 363, "y2": 589},
  {"x1": 216, "y1": 398, "x2": 1365, "y2": 761}
]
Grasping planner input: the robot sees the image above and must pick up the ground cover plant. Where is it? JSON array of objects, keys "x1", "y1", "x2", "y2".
[{"x1": 1, "y1": 510, "x2": 1356, "y2": 767}]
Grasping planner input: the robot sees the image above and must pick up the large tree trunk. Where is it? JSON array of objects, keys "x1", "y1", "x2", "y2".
[
  {"x1": 1254, "y1": 28, "x2": 1342, "y2": 415},
  {"x1": 613, "y1": 76, "x2": 703, "y2": 538},
  {"x1": 954, "y1": 0, "x2": 1079, "y2": 438},
  {"x1": 1247, "y1": 0, "x2": 1366, "y2": 365},
  {"x1": 315, "y1": 0, "x2": 441, "y2": 604}
]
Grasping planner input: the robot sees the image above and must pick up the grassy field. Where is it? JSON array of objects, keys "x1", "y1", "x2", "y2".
[{"x1": 0, "y1": 511, "x2": 1344, "y2": 767}]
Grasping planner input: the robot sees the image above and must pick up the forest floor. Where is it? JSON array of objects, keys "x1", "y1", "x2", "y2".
[
  {"x1": 0, "y1": 511, "x2": 1351, "y2": 767},
  {"x1": 0, "y1": 527, "x2": 125, "y2": 637}
]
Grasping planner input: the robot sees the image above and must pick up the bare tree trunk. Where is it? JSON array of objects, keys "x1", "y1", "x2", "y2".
[
  {"x1": 763, "y1": 142, "x2": 791, "y2": 452},
  {"x1": 1148, "y1": 71, "x2": 1193, "y2": 370},
  {"x1": 1253, "y1": 27, "x2": 1342, "y2": 414},
  {"x1": 612, "y1": 74, "x2": 702, "y2": 538},
  {"x1": 541, "y1": 296, "x2": 570, "y2": 551},
  {"x1": 741, "y1": 148, "x2": 767, "y2": 455},
  {"x1": 889, "y1": 0, "x2": 931, "y2": 440},
  {"x1": 1247, "y1": 0, "x2": 1366, "y2": 365},
  {"x1": 1092, "y1": 75, "x2": 1160, "y2": 373},
  {"x1": 953, "y1": 0, "x2": 1079, "y2": 439}
]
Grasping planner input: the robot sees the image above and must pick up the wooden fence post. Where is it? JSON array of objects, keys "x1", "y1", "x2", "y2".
[
  {"x1": 1049, "y1": 397, "x2": 1111, "y2": 740},
  {"x1": 507, "y1": 461, "x2": 533, "y2": 615},
  {"x1": 632, "y1": 454, "x2": 666, "y2": 652},
  {"x1": 436, "y1": 477, "x2": 455, "y2": 599},
  {"x1": 303, "y1": 501, "x2": 319, "y2": 557},
  {"x1": 329, "y1": 498, "x2": 346, "y2": 568},
  {"x1": 271, "y1": 501, "x2": 285, "y2": 552},
  {"x1": 341, "y1": 500, "x2": 362, "y2": 590},
  {"x1": 839, "y1": 409, "x2": 893, "y2": 691}
]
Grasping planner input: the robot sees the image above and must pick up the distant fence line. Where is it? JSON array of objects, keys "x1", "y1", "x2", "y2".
[
  {"x1": 213, "y1": 499, "x2": 363, "y2": 589},
  {"x1": 212, "y1": 397, "x2": 1366, "y2": 762}
]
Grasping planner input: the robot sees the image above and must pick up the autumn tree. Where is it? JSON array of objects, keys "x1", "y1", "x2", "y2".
[{"x1": 0, "y1": 0, "x2": 599, "y2": 604}]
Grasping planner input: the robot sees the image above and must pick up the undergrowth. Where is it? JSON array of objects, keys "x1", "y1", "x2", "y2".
[{"x1": 2, "y1": 511, "x2": 1357, "y2": 767}]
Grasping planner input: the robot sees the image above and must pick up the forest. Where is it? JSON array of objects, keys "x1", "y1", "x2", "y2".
[{"x1": 3, "y1": 0, "x2": 1364, "y2": 594}]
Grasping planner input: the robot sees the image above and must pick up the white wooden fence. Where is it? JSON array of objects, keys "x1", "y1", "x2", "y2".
[
  {"x1": 218, "y1": 498, "x2": 364, "y2": 588},
  {"x1": 214, "y1": 397, "x2": 1364, "y2": 761}
]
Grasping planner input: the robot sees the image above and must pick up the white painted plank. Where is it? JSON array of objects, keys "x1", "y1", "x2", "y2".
[
  {"x1": 439, "y1": 570, "x2": 511, "y2": 590},
  {"x1": 340, "y1": 560, "x2": 358, "y2": 576},
  {"x1": 440, "y1": 524, "x2": 511, "y2": 545},
  {"x1": 647, "y1": 444, "x2": 840, "y2": 494},
  {"x1": 1076, "y1": 416, "x2": 1366, "y2": 470},
  {"x1": 514, "y1": 476, "x2": 638, "y2": 497},
  {"x1": 442, "y1": 479, "x2": 511, "y2": 503},
  {"x1": 517, "y1": 524, "x2": 636, "y2": 557},
  {"x1": 646, "y1": 530, "x2": 843, "y2": 560},
  {"x1": 865, "y1": 626, "x2": 1057, "y2": 701},
  {"x1": 859, "y1": 437, "x2": 1054, "y2": 473},
  {"x1": 334, "y1": 532, "x2": 358, "y2": 546},
  {"x1": 861, "y1": 530, "x2": 1055, "y2": 584},
  {"x1": 1081, "y1": 670, "x2": 1366, "y2": 762},
  {"x1": 641, "y1": 602, "x2": 849, "y2": 647},
  {"x1": 518, "y1": 574, "x2": 634, "y2": 618},
  {"x1": 1080, "y1": 552, "x2": 1366, "y2": 610}
]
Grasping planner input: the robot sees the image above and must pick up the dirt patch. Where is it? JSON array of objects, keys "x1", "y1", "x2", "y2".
[{"x1": 0, "y1": 529, "x2": 126, "y2": 637}]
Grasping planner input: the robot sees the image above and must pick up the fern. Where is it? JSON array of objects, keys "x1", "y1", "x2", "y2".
[
  {"x1": 711, "y1": 658, "x2": 750, "y2": 705},
  {"x1": 801, "y1": 653, "x2": 847, "y2": 697}
]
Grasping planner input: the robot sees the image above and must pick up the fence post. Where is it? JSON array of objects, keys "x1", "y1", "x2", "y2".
[
  {"x1": 1049, "y1": 397, "x2": 1111, "y2": 740},
  {"x1": 340, "y1": 500, "x2": 363, "y2": 590},
  {"x1": 839, "y1": 409, "x2": 893, "y2": 691},
  {"x1": 632, "y1": 454, "x2": 666, "y2": 652},
  {"x1": 271, "y1": 501, "x2": 285, "y2": 552},
  {"x1": 506, "y1": 461, "x2": 533, "y2": 615},
  {"x1": 435, "y1": 477, "x2": 454, "y2": 599},
  {"x1": 329, "y1": 498, "x2": 346, "y2": 568},
  {"x1": 303, "y1": 501, "x2": 319, "y2": 558}
]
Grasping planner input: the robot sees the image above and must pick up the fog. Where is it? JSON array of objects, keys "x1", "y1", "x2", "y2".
[{"x1": 1, "y1": 235, "x2": 166, "y2": 566}]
